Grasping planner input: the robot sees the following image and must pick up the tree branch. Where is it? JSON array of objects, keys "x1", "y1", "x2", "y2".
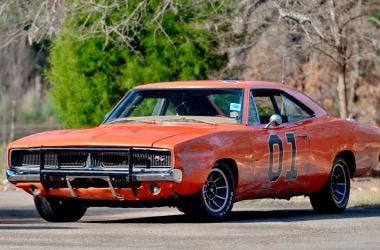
[
  {"x1": 339, "y1": 14, "x2": 363, "y2": 31},
  {"x1": 311, "y1": 45, "x2": 340, "y2": 66}
]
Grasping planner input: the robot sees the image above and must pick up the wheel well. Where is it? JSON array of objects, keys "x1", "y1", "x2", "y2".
[
  {"x1": 336, "y1": 151, "x2": 356, "y2": 177},
  {"x1": 215, "y1": 158, "x2": 238, "y2": 188}
]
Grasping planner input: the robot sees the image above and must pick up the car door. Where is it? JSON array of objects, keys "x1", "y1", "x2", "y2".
[{"x1": 248, "y1": 89, "x2": 313, "y2": 195}]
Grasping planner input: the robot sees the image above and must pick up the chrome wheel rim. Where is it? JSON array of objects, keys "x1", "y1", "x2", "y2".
[
  {"x1": 202, "y1": 168, "x2": 229, "y2": 213},
  {"x1": 331, "y1": 162, "x2": 347, "y2": 206}
]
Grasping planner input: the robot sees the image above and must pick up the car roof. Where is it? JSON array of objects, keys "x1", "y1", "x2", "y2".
[
  {"x1": 135, "y1": 80, "x2": 285, "y2": 90},
  {"x1": 134, "y1": 80, "x2": 328, "y2": 116}
]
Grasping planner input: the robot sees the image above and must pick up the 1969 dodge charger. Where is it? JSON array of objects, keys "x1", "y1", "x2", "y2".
[{"x1": 6, "y1": 80, "x2": 380, "y2": 222}]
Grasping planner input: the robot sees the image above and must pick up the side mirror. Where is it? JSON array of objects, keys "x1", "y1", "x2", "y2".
[{"x1": 264, "y1": 114, "x2": 282, "y2": 129}]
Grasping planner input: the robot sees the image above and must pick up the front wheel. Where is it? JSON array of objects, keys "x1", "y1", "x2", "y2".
[
  {"x1": 34, "y1": 196, "x2": 87, "y2": 222},
  {"x1": 178, "y1": 163, "x2": 235, "y2": 219},
  {"x1": 310, "y1": 157, "x2": 350, "y2": 213}
]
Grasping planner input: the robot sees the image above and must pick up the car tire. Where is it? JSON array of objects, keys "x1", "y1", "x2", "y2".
[
  {"x1": 178, "y1": 163, "x2": 235, "y2": 219},
  {"x1": 310, "y1": 157, "x2": 350, "y2": 213},
  {"x1": 34, "y1": 196, "x2": 87, "y2": 222}
]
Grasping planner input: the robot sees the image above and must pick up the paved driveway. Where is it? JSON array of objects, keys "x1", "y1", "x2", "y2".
[{"x1": 1, "y1": 190, "x2": 379, "y2": 249}]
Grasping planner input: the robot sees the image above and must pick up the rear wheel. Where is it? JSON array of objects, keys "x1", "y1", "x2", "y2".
[
  {"x1": 34, "y1": 196, "x2": 87, "y2": 222},
  {"x1": 310, "y1": 157, "x2": 350, "y2": 213},
  {"x1": 178, "y1": 163, "x2": 235, "y2": 219}
]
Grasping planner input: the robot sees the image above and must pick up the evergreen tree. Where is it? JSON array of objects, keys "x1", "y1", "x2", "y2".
[{"x1": 48, "y1": 1, "x2": 226, "y2": 128}]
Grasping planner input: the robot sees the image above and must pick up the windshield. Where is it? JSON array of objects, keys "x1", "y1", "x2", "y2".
[{"x1": 105, "y1": 88, "x2": 244, "y2": 125}]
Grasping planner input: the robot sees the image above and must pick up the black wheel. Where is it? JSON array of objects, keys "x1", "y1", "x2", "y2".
[
  {"x1": 310, "y1": 157, "x2": 350, "y2": 213},
  {"x1": 178, "y1": 163, "x2": 235, "y2": 219},
  {"x1": 34, "y1": 196, "x2": 87, "y2": 222}
]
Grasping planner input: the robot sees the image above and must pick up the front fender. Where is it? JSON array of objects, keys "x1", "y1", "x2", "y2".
[
  {"x1": 172, "y1": 131, "x2": 254, "y2": 197},
  {"x1": 173, "y1": 142, "x2": 215, "y2": 195}
]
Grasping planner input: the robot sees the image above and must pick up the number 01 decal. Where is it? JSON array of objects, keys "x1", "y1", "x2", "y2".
[{"x1": 268, "y1": 133, "x2": 297, "y2": 182}]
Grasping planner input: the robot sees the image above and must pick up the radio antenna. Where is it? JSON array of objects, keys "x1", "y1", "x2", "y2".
[{"x1": 281, "y1": 47, "x2": 286, "y2": 84}]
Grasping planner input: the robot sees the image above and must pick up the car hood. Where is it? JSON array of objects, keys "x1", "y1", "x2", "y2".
[{"x1": 8, "y1": 123, "x2": 227, "y2": 149}]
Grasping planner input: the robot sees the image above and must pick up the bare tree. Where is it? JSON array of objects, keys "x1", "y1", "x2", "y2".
[
  {"x1": 1, "y1": 0, "x2": 379, "y2": 122},
  {"x1": 0, "y1": 0, "x2": 65, "y2": 47},
  {"x1": 0, "y1": 1, "x2": 54, "y2": 178},
  {"x1": 0, "y1": 39, "x2": 32, "y2": 178},
  {"x1": 274, "y1": 0, "x2": 379, "y2": 119},
  {"x1": 0, "y1": 0, "x2": 232, "y2": 49}
]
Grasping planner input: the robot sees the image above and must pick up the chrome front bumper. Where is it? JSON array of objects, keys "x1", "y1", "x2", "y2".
[{"x1": 6, "y1": 169, "x2": 183, "y2": 183}]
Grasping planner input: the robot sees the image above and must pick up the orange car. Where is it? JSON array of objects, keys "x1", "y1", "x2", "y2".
[{"x1": 6, "y1": 80, "x2": 380, "y2": 222}]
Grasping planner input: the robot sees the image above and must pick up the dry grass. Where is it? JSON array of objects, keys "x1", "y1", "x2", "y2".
[
  {"x1": 240, "y1": 178, "x2": 380, "y2": 208},
  {"x1": 349, "y1": 178, "x2": 380, "y2": 207}
]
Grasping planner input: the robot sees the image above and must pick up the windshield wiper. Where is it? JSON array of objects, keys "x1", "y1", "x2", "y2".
[
  {"x1": 108, "y1": 118, "x2": 156, "y2": 124},
  {"x1": 161, "y1": 117, "x2": 216, "y2": 125}
]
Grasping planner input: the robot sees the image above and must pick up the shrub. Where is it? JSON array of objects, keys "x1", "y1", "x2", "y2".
[{"x1": 48, "y1": 1, "x2": 226, "y2": 128}]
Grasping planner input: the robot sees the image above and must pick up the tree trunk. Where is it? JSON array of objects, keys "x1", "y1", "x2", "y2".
[
  {"x1": 1, "y1": 95, "x2": 7, "y2": 178},
  {"x1": 349, "y1": 37, "x2": 360, "y2": 119},
  {"x1": 328, "y1": 0, "x2": 348, "y2": 119},
  {"x1": 9, "y1": 100, "x2": 16, "y2": 142},
  {"x1": 337, "y1": 66, "x2": 348, "y2": 119},
  {"x1": 348, "y1": 0, "x2": 363, "y2": 119}
]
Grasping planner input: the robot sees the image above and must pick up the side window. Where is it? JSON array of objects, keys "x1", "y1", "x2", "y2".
[
  {"x1": 253, "y1": 95, "x2": 277, "y2": 124},
  {"x1": 252, "y1": 89, "x2": 314, "y2": 124},
  {"x1": 254, "y1": 96, "x2": 276, "y2": 116},
  {"x1": 274, "y1": 95, "x2": 286, "y2": 117},
  {"x1": 248, "y1": 92, "x2": 260, "y2": 125},
  {"x1": 281, "y1": 95, "x2": 313, "y2": 123}
]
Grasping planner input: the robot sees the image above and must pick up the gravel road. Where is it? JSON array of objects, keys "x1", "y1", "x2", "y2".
[{"x1": 0, "y1": 189, "x2": 379, "y2": 249}]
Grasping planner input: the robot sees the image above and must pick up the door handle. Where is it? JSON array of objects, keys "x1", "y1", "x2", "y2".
[{"x1": 297, "y1": 134, "x2": 308, "y2": 139}]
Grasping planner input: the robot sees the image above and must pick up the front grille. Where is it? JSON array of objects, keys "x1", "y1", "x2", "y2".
[
  {"x1": 58, "y1": 152, "x2": 88, "y2": 167},
  {"x1": 10, "y1": 148, "x2": 172, "y2": 170},
  {"x1": 100, "y1": 152, "x2": 128, "y2": 167},
  {"x1": 21, "y1": 153, "x2": 40, "y2": 166}
]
